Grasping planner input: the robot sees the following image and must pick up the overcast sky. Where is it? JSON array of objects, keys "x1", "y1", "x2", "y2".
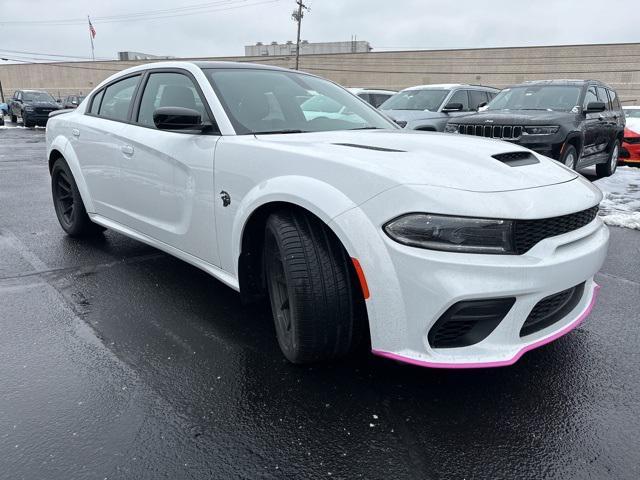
[{"x1": 0, "y1": 0, "x2": 637, "y2": 62}]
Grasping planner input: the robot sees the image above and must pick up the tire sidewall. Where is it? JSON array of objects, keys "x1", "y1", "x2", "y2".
[
  {"x1": 561, "y1": 144, "x2": 577, "y2": 170},
  {"x1": 264, "y1": 219, "x2": 301, "y2": 361},
  {"x1": 51, "y1": 159, "x2": 87, "y2": 235}
]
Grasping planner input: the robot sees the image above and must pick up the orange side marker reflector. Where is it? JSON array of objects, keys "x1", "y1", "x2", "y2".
[{"x1": 351, "y1": 258, "x2": 370, "y2": 300}]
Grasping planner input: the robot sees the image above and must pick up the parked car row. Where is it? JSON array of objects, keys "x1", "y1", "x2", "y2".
[
  {"x1": 353, "y1": 79, "x2": 627, "y2": 177},
  {"x1": 1, "y1": 90, "x2": 86, "y2": 127}
]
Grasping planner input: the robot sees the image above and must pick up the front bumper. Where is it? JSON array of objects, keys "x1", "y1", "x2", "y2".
[{"x1": 332, "y1": 183, "x2": 608, "y2": 368}]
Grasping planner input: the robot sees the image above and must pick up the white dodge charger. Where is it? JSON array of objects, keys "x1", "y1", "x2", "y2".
[{"x1": 46, "y1": 61, "x2": 609, "y2": 368}]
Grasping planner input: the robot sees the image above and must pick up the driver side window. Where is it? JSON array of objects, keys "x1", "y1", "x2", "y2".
[
  {"x1": 137, "y1": 72, "x2": 209, "y2": 129},
  {"x1": 447, "y1": 90, "x2": 470, "y2": 111}
]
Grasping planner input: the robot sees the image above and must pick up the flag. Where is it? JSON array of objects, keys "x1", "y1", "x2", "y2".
[{"x1": 88, "y1": 18, "x2": 96, "y2": 39}]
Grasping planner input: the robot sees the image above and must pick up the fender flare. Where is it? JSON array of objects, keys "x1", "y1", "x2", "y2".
[
  {"x1": 48, "y1": 135, "x2": 96, "y2": 213},
  {"x1": 230, "y1": 175, "x2": 360, "y2": 277}
]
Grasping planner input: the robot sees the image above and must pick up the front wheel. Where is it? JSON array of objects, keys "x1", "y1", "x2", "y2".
[
  {"x1": 51, "y1": 158, "x2": 105, "y2": 237},
  {"x1": 263, "y1": 210, "x2": 365, "y2": 364},
  {"x1": 596, "y1": 139, "x2": 620, "y2": 178},
  {"x1": 560, "y1": 144, "x2": 577, "y2": 170},
  {"x1": 10, "y1": 113, "x2": 17, "y2": 123}
]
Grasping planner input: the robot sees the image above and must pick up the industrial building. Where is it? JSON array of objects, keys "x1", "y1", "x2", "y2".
[
  {"x1": 244, "y1": 40, "x2": 372, "y2": 56},
  {"x1": 0, "y1": 42, "x2": 639, "y2": 103}
]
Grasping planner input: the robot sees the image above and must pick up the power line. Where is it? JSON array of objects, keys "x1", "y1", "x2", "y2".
[
  {"x1": 301, "y1": 65, "x2": 640, "y2": 75},
  {"x1": 0, "y1": 48, "x2": 111, "y2": 61},
  {"x1": 0, "y1": 0, "x2": 280, "y2": 27}
]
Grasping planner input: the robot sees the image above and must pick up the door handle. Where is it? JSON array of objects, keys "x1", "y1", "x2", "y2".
[
  {"x1": 121, "y1": 145, "x2": 134, "y2": 156},
  {"x1": 71, "y1": 128, "x2": 80, "y2": 137}
]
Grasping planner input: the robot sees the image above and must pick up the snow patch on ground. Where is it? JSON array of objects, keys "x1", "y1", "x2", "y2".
[{"x1": 593, "y1": 166, "x2": 640, "y2": 230}]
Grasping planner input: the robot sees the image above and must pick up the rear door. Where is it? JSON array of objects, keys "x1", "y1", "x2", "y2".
[
  {"x1": 116, "y1": 69, "x2": 221, "y2": 265},
  {"x1": 596, "y1": 86, "x2": 615, "y2": 154},
  {"x1": 71, "y1": 74, "x2": 142, "y2": 220}
]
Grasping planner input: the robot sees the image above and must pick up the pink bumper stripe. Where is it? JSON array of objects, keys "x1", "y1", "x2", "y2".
[{"x1": 372, "y1": 283, "x2": 601, "y2": 369}]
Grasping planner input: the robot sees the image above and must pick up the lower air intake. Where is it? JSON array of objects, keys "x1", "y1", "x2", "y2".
[
  {"x1": 428, "y1": 298, "x2": 515, "y2": 349},
  {"x1": 520, "y1": 283, "x2": 585, "y2": 337}
]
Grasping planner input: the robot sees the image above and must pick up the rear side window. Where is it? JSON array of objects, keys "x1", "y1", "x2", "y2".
[
  {"x1": 448, "y1": 90, "x2": 470, "y2": 111},
  {"x1": 89, "y1": 90, "x2": 104, "y2": 114},
  {"x1": 137, "y1": 72, "x2": 208, "y2": 128},
  {"x1": 469, "y1": 90, "x2": 489, "y2": 110},
  {"x1": 98, "y1": 75, "x2": 141, "y2": 121},
  {"x1": 608, "y1": 89, "x2": 621, "y2": 110}
]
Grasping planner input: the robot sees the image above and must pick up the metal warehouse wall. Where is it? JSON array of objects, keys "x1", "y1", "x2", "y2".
[{"x1": 1, "y1": 42, "x2": 639, "y2": 103}]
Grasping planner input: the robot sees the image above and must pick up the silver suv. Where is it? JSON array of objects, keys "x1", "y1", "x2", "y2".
[{"x1": 380, "y1": 84, "x2": 500, "y2": 131}]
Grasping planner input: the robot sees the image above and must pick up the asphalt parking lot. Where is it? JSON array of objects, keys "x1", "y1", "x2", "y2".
[{"x1": 1, "y1": 125, "x2": 639, "y2": 480}]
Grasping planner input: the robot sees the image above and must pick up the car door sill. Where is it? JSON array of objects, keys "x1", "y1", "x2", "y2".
[{"x1": 89, "y1": 213, "x2": 239, "y2": 291}]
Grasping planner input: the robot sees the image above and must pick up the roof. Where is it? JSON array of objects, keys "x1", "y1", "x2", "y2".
[
  {"x1": 192, "y1": 60, "x2": 291, "y2": 72},
  {"x1": 403, "y1": 83, "x2": 499, "y2": 92},
  {"x1": 519, "y1": 79, "x2": 611, "y2": 88}
]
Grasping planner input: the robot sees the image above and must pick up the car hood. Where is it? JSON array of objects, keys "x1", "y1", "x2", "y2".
[
  {"x1": 25, "y1": 101, "x2": 60, "y2": 109},
  {"x1": 454, "y1": 110, "x2": 577, "y2": 125},
  {"x1": 381, "y1": 110, "x2": 445, "y2": 122},
  {"x1": 254, "y1": 130, "x2": 578, "y2": 193},
  {"x1": 625, "y1": 118, "x2": 640, "y2": 134}
]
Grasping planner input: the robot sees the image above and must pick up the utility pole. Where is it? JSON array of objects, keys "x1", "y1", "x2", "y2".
[{"x1": 292, "y1": 0, "x2": 309, "y2": 70}]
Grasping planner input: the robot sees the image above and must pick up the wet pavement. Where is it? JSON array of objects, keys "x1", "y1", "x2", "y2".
[{"x1": 1, "y1": 125, "x2": 639, "y2": 479}]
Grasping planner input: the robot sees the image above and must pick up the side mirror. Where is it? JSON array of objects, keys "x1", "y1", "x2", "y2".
[
  {"x1": 476, "y1": 101, "x2": 488, "y2": 110},
  {"x1": 584, "y1": 102, "x2": 606, "y2": 114},
  {"x1": 442, "y1": 102, "x2": 464, "y2": 113},
  {"x1": 153, "y1": 106, "x2": 203, "y2": 131}
]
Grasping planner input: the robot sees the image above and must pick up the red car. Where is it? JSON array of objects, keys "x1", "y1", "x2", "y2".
[{"x1": 621, "y1": 107, "x2": 640, "y2": 165}]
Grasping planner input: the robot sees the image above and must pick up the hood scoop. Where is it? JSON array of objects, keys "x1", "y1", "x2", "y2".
[
  {"x1": 333, "y1": 143, "x2": 406, "y2": 153},
  {"x1": 492, "y1": 151, "x2": 540, "y2": 167}
]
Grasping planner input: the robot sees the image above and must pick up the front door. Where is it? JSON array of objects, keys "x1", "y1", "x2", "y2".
[{"x1": 116, "y1": 71, "x2": 221, "y2": 266}]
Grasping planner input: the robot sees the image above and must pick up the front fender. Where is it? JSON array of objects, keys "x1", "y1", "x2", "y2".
[
  {"x1": 227, "y1": 175, "x2": 360, "y2": 276},
  {"x1": 48, "y1": 135, "x2": 95, "y2": 213}
]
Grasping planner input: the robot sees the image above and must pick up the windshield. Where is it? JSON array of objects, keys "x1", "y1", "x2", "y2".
[
  {"x1": 203, "y1": 68, "x2": 395, "y2": 134},
  {"x1": 379, "y1": 89, "x2": 448, "y2": 111},
  {"x1": 23, "y1": 91, "x2": 55, "y2": 102},
  {"x1": 624, "y1": 109, "x2": 640, "y2": 119},
  {"x1": 486, "y1": 85, "x2": 581, "y2": 112}
]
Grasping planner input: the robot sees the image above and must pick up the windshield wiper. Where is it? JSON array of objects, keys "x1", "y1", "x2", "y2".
[
  {"x1": 348, "y1": 126, "x2": 384, "y2": 130},
  {"x1": 253, "y1": 129, "x2": 308, "y2": 135}
]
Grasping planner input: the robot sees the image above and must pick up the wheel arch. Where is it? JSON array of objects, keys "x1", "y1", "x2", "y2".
[
  {"x1": 564, "y1": 133, "x2": 583, "y2": 157},
  {"x1": 47, "y1": 137, "x2": 95, "y2": 213}
]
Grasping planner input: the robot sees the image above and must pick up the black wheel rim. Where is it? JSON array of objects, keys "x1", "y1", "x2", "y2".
[
  {"x1": 54, "y1": 170, "x2": 75, "y2": 227},
  {"x1": 265, "y1": 231, "x2": 293, "y2": 348}
]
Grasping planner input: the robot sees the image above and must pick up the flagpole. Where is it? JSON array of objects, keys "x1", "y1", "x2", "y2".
[{"x1": 87, "y1": 15, "x2": 95, "y2": 61}]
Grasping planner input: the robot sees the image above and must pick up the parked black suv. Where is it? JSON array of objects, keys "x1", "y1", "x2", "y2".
[
  {"x1": 9, "y1": 89, "x2": 62, "y2": 127},
  {"x1": 445, "y1": 80, "x2": 625, "y2": 177}
]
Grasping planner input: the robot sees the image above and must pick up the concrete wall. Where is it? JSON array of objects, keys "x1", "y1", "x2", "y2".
[{"x1": 1, "y1": 42, "x2": 639, "y2": 103}]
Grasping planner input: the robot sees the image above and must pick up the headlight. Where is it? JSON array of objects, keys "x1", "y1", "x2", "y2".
[
  {"x1": 25, "y1": 106, "x2": 35, "y2": 112},
  {"x1": 523, "y1": 125, "x2": 559, "y2": 135},
  {"x1": 444, "y1": 123, "x2": 459, "y2": 133},
  {"x1": 384, "y1": 213, "x2": 515, "y2": 254}
]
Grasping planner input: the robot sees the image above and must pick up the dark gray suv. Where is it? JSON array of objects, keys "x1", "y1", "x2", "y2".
[
  {"x1": 445, "y1": 80, "x2": 625, "y2": 177},
  {"x1": 379, "y1": 83, "x2": 500, "y2": 131}
]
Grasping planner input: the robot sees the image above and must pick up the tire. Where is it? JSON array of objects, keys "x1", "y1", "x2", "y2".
[
  {"x1": 596, "y1": 139, "x2": 620, "y2": 178},
  {"x1": 11, "y1": 114, "x2": 17, "y2": 123},
  {"x1": 23, "y1": 114, "x2": 32, "y2": 128},
  {"x1": 560, "y1": 144, "x2": 577, "y2": 170},
  {"x1": 263, "y1": 209, "x2": 365, "y2": 364},
  {"x1": 51, "y1": 158, "x2": 104, "y2": 237}
]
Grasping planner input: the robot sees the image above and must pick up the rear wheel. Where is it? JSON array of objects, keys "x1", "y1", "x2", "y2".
[
  {"x1": 560, "y1": 144, "x2": 577, "y2": 170},
  {"x1": 263, "y1": 209, "x2": 365, "y2": 364},
  {"x1": 596, "y1": 139, "x2": 620, "y2": 178},
  {"x1": 51, "y1": 158, "x2": 104, "y2": 237},
  {"x1": 11, "y1": 114, "x2": 17, "y2": 123}
]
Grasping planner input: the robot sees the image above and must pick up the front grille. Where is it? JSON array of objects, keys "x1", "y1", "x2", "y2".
[
  {"x1": 428, "y1": 298, "x2": 515, "y2": 348},
  {"x1": 459, "y1": 124, "x2": 523, "y2": 140},
  {"x1": 35, "y1": 107, "x2": 55, "y2": 115},
  {"x1": 520, "y1": 283, "x2": 585, "y2": 337},
  {"x1": 513, "y1": 206, "x2": 599, "y2": 254}
]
